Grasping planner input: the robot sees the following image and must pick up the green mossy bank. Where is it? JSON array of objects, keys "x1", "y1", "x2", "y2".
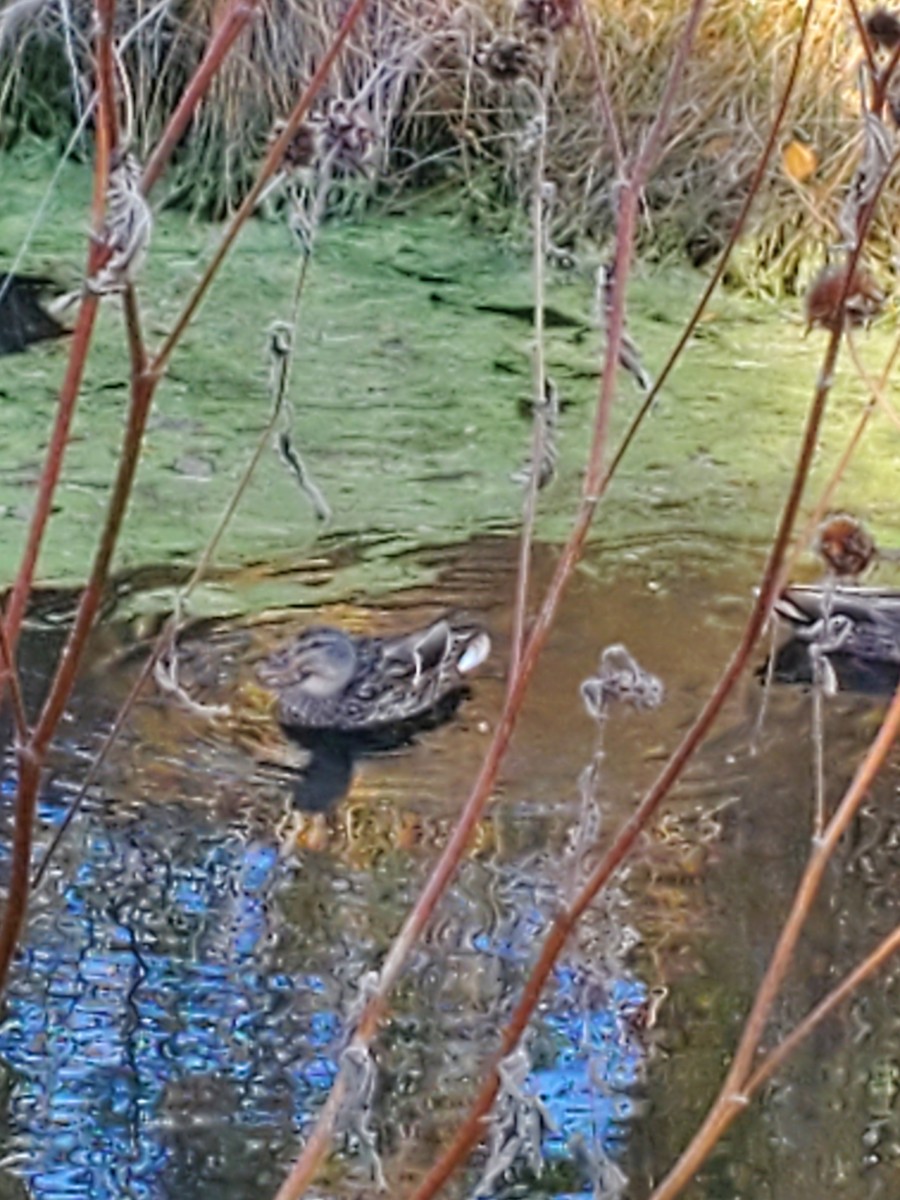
[{"x1": 2, "y1": 145, "x2": 898, "y2": 617}]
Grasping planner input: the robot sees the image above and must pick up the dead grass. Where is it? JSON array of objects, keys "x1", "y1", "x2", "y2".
[{"x1": 0, "y1": 0, "x2": 886, "y2": 283}]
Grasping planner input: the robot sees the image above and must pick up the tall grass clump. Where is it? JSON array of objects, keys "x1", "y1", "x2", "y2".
[{"x1": 0, "y1": 0, "x2": 875, "y2": 282}]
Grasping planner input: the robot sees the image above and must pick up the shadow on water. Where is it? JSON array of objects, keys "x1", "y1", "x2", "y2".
[{"x1": 1, "y1": 535, "x2": 900, "y2": 1199}]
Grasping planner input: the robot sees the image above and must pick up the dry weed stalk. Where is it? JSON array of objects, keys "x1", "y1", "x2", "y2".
[
  {"x1": 509, "y1": 37, "x2": 558, "y2": 678},
  {"x1": 649, "y1": 676, "x2": 900, "y2": 1200},
  {"x1": 269, "y1": 3, "x2": 709, "y2": 1197},
  {"x1": 0, "y1": 0, "x2": 368, "y2": 998},
  {"x1": 410, "y1": 5, "x2": 900, "y2": 1199},
  {"x1": 646, "y1": 17, "x2": 900, "y2": 1198}
]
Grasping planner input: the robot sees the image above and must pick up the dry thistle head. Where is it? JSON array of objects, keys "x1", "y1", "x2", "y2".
[
  {"x1": 515, "y1": 0, "x2": 577, "y2": 33},
  {"x1": 270, "y1": 119, "x2": 318, "y2": 172},
  {"x1": 804, "y1": 264, "x2": 884, "y2": 333},
  {"x1": 314, "y1": 99, "x2": 377, "y2": 176},
  {"x1": 480, "y1": 36, "x2": 534, "y2": 83},
  {"x1": 581, "y1": 645, "x2": 664, "y2": 722},
  {"x1": 865, "y1": 7, "x2": 900, "y2": 51},
  {"x1": 816, "y1": 513, "x2": 877, "y2": 578}
]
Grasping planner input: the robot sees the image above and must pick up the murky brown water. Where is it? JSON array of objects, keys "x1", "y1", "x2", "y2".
[{"x1": 2, "y1": 535, "x2": 899, "y2": 1200}]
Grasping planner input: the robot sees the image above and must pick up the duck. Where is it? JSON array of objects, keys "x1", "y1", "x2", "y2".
[
  {"x1": 0, "y1": 273, "x2": 67, "y2": 355},
  {"x1": 257, "y1": 618, "x2": 491, "y2": 733},
  {"x1": 770, "y1": 586, "x2": 900, "y2": 694}
]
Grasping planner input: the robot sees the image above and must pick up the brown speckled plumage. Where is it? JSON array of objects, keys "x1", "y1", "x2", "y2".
[{"x1": 258, "y1": 619, "x2": 490, "y2": 733}]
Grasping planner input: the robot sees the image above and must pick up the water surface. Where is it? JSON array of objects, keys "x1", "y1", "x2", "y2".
[{"x1": 2, "y1": 536, "x2": 899, "y2": 1199}]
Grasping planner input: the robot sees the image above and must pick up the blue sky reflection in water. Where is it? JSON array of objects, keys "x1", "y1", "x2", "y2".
[
  {"x1": 0, "y1": 765, "x2": 647, "y2": 1200},
  {"x1": 0, "y1": 789, "x2": 339, "y2": 1198}
]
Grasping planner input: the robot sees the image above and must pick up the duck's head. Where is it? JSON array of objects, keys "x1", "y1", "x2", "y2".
[{"x1": 288, "y1": 629, "x2": 358, "y2": 698}]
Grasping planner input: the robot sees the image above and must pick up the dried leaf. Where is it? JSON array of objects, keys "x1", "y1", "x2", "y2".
[{"x1": 781, "y1": 139, "x2": 817, "y2": 183}]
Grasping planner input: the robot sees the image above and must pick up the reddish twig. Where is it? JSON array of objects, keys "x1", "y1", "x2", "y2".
[
  {"x1": 0, "y1": 0, "x2": 127, "y2": 675},
  {"x1": 0, "y1": 619, "x2": 27, "y2": 744},
  {"x1": 606, "y1": 0, "x2": 814, "y2": 482},
  {"x1": 0, "y1": 0, "x2": 120, "y2": 991},
  {"x1": 846, "y1": 0, "x2": 878, "y2": 80},
  {"x1": 649, "y1": 676, "x2": 900, "y2": 1200},
  {"x1": 0, "y1": 746, "x2": 41, "y2": 995},
  {"x1": 0, "y1": 294, "x2": 154, "y2": 992},
  {"x1": 30, "y1": 296, "x2": 152, "y2": 762},
  {"x1": 745, "y1": 917, "x2": 900, "y2": 1098},
  {"x1": 575, "y1": 0, "x2": 625, "y2": 179},
  {"x1": 409, "y1": 278, "x2": 844, "y2": 1200},
  {"x1": 150, "y1": 0, "x2": 371, "y2": 378},
  {"x1": 270, "y1": 7, "x2": 709, "y2": 1200},
  {"x1": 142, "y1": 0, "x2": 264, "y2": 195}
]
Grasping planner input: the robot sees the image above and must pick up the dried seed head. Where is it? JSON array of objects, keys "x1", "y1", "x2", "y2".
[
  {"x1": 314, "y1": 99, "x2": 377, "y2": 176},
  {"x1": 515, "y1": 0, "x2": 577, "y2": 33},
  {"x1": 270, "y1": 119, "x2": 318, "y2": 171},
  {"x1": 816, "y1": 513, "x2": 877, "y2": 578},
  {"x1": 804, "y1": 264, "x2": 884, "y2": 333},
  {"x1": 480, "y1": 36, "x2": 533, "y2": 83},
  {"x1": 581, "y1": 645, "x2": 664, "y2": 721},
  {"x1": 865, "y1": 7, "x2": 900, "y2": 50}
]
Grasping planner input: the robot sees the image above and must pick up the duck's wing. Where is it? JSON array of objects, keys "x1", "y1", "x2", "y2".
[
  {"x1": 381, "y1": 620, "x2": 491, "y2": 680},
  {"x1": 776, "y1": 586, "x2": 900, "y2": 629},
  {"x1": 381, "y1": 620, "x2": 453, "y2": 681}
]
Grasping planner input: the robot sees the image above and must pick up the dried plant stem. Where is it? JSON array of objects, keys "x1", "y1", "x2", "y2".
[
  {"x1": 649, "y1": 676, "x2": 900, "y2": 1200},
  {"x1": 0, "y1": 620, "x2": 27, "y2": 744},
  {"x1": 0, "y1": 291, "x2": 100, "y2": 661},
  {"x1": 30, "y1": 297, "x2": 151, "y2": 759},
  {"x1": 0, "y1": 0, "x2": 120, "y2": 994},
  {"x1": 606, "y1": 0, "x2": 813, "y2": 478},
  {"x1": 847, "y1": 331, "x2": 900, "y2": 432},
  {"x1": 33, "y1": 85, "x2": 344, "y2": 894},
  {"x1": 151, "y1": 0, "x2": 370, "y2": 378},
  {"x1": 847, "y1": 0, "x2": 878, "y2": 80},
  {"x1": 745, "y1": 916, "x2": 900, "y2": 1097},
  {"x1": 411, "y1": 188, "x2": 852, "y2": 1200},
  {"x1": 510, "y1": 68, "x2": 552, "y2": 681},
  {"x1": 575, "y1": 0, "x2": 625, "y2": 177},
  {"x1": 0, "y1": 0, "x2": 184, "y2": 678},
  {"x1": 142, "y1": 0, "x2": 263, "y2": 194},
  {"x1": 0, "y1": 292, "x2": 153, "y2": 992}
]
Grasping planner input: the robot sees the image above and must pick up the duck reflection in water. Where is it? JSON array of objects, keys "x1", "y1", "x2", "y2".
[
  {"x1": 768, "y1": 586, "x2": 900, "y2": 696},
  {"x1": 259, "y1": 617, "x2": 491, "y2": 811}
]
